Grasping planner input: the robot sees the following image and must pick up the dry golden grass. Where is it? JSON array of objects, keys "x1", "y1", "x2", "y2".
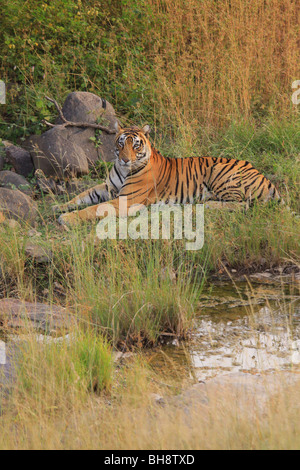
[
  {"x1": 1, "y1": 282, "x2": 300, "y2": 450},
  {"x1": 1, "y1": 347, "x2": 300, "y2": 450},
  {"x1": 146, "y1": 0, "x2": 300, "y2": 131}
]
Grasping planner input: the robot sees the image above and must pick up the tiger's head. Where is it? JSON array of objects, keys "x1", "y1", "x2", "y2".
[{"x1": 114, "y1": 123, "x2": 151, "y2": 169}]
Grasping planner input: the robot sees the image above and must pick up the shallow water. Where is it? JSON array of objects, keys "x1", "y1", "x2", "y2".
[
  {"x1": 149, "y1": 282, "x2": 300, "y2": 382},
  {"x1": 1, "y1": 282, "x2": 300, "y2": 386}
]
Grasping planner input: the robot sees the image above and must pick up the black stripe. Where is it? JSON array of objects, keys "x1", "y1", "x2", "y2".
[
  {"x1": 188, "y1": 159, "x2": 193, "y2": 180},
  {"x1": 160, "y1": 161, "x2": 173, "y2": 198},
  {"x1": 121, "y1": 188, "x2": 144, "y2": 197},
  {"x1": 198, "y1": 159, "x2": 203, "y2": 176},
  {"x1": 209, "y1": 162, "x2": 237, "y2": 189},
  {"x1": 186, "y1": 166, "x2": 189, "y2": 195},
  {"x1": 193, "y1": 176, "x2": 197, "y2": 199},
  {"x1": 244, "y1": 174, "x2": 261, "y2": 191},
  {"x1": 122, "y1": 179, "x2": 143, "y2": 189},
  {"x1": 255, "y1": 177, "x2": 265, "y2": 192},
  {"x1": 256, "y1": 186, "x2": 265, "y2": 200},
  {"x1": 114, "y1": 166, "x2": 124, "y2": 184},
  {"x1": 193, "y1": 160, "x2": 199, "y2": 180},
  {"x1": 175, "y1": 159, "x2": 179, "y2": 195},
  {"x1": 180, "y1": 181, "x2": 184, "y2": 204},
  {"x1": 109, "y1": 173, "x2": 118, "y2": 190},
  {"x1": 157, "y1": 159, "x2": 169, "y2": 187}
]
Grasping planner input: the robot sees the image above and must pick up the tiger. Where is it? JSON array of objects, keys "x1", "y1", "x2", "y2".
[{"x1": 56, "y1": 123, "x2": 281, "y2": 225}]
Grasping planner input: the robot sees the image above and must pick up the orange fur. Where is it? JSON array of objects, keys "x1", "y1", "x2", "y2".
[{"x1": 57, "y1": 126, "x2": 280, "y2": 225}]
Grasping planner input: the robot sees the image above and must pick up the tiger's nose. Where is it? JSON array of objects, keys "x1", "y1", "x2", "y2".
[{"x1": 122, "y1": 157, "x2": 129, "y2": 163}]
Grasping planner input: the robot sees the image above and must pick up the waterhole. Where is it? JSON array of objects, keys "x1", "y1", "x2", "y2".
[{"x1": 148, "y1": 282, "x2": 300, "y2": 383}]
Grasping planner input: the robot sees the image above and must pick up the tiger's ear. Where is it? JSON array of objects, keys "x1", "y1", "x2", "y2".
[
  {"x1": 141, "y1": 124, "x2": 151, "y2": 137},
  {"x1": 114, "y1": 121, "x2": 123, "y2": 134}
]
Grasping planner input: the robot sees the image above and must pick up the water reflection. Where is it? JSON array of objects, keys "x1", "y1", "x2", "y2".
[{"x1": 151, "y1": 282, "x2": 300, "y2": 382}]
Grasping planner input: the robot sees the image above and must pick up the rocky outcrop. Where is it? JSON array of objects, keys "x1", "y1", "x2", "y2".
[
  {"x1": 0, "y1": 170, "x2": 31, "y2": 195},
  {"x1": 167, "y1": 371, "x2": 300, "y2": 418},
  {"x1": 59, "y1": 92, "x2": 118, "y2": 164},
  {"x1": 26, "y1": 92, "x2": 118, "y2": 178},
  {"x1": 0, "y1": 188, "x2": 38, "y2": 225},
  {"x1": 3, "y1": 142, "x2": 34, "y2": 177},
  {"x1": 28, "y1": 127, "x2": 90, "y2": 178},
  {"x1": 0, "y1": 299, "x2": 73, "y2": 334},
  {"x1": 25, "y1": 242, "x2": 52, "y2": 264},
  {"x1": 0, "y1": 153, "x2": 4, "y2": 171}
]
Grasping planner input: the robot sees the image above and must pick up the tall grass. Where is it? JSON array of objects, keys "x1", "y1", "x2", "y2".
[
  {"x1": 0, "y1": 218, "x2": 203, "y2": 347},
  {"x1": 1, "y1": 197, "x2": 299, "y2": 347},
  {"x1": 68, "y1": 237, "x2": 199, "y2": 347},
  {"x1": 148, "y1": 0, "x2": 300, "y2": 130},
  {"x1": 0, "y1": 0, "x2": 299, "y2": 141}
]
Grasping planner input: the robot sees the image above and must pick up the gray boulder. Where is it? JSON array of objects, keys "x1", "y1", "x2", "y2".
[
  {"x1": 0, "y1": 188, "x2": 38, "y2": 224},
  {"x1": 25, "y1": 242, "x2": 53, "y2": 264},
  {"x1": 0, "y1": 151, "x2": 4, "y2": 171},
  {"x1": 59, "y1": 92, "x2": 118, "y2": 164},
  {"x1": 28, "y1": 126, "x2": 90, "y2": 178},
  {"x1": 0, "y1": 171, "x2": 31, "y2": 195},
  {"x1": 3, "y1": 142, "x2": 34, "y2": 177},
  {"x1": 0, "y1": 299, "x2": 73, "y2": 334},
  {"x1": 26, "y1": 92, "x2": 117, "y2": 178}
]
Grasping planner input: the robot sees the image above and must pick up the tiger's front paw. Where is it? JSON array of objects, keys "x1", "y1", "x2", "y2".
[{"x1": 57, "y1": 212, "x2": 79, "y2": 227}]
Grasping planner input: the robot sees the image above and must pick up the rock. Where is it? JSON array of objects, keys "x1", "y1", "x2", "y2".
[
  {"x1": 6, "y1": 219, "x2": 21, "y2": 230},
  {"x1": 27, "y1": 229, "x2": 42, "y2": 237},
  {"x1": 64, "y1": 127, "x2": 100, "y2": 166},
  {"x1": 27, "y1": 127, "x2": 90, "y2": 178},
  {"x1": 61, "y1": 92, "x2": 116, "y2": 125},
  {"x1": 0, "y1": 299, "x2": 73, "y2": 334},
  {"x1": 35, "y1": 332, "x2": 74, "y2": 344},
  {"x1": 3, "y1": 142, "x2": 34, "y2": 177},
  {"x1": 249, "y1": 271, "x2": 300, "y2": 285},
  {"x1": 0, "y1": 342, "x2": 18, "y2": 395},
  {"x1": 25, "y1": 242, "x2": 52, "y2": 264},
  {"x1": 0, "y1": 153, "x2": 4, "y2": 171},
  {"x1": 113, "y1": 351, "x2": 135, "y2": 362},
  {"x1": 0, "y1": 188, "x2": 38, "y2": 225},
  {"x1": 169, "y1": 371, "x2": 300, "y2": 419},
  {"x1": 25, "y1": 92, "x2": 118, "y2": 178},
  {"x1": 0, "y1": 170, "x2": 32, "y2": 195},
  {"x1": 59, "y1": 92, "x2": 118, "y2": 164}
]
